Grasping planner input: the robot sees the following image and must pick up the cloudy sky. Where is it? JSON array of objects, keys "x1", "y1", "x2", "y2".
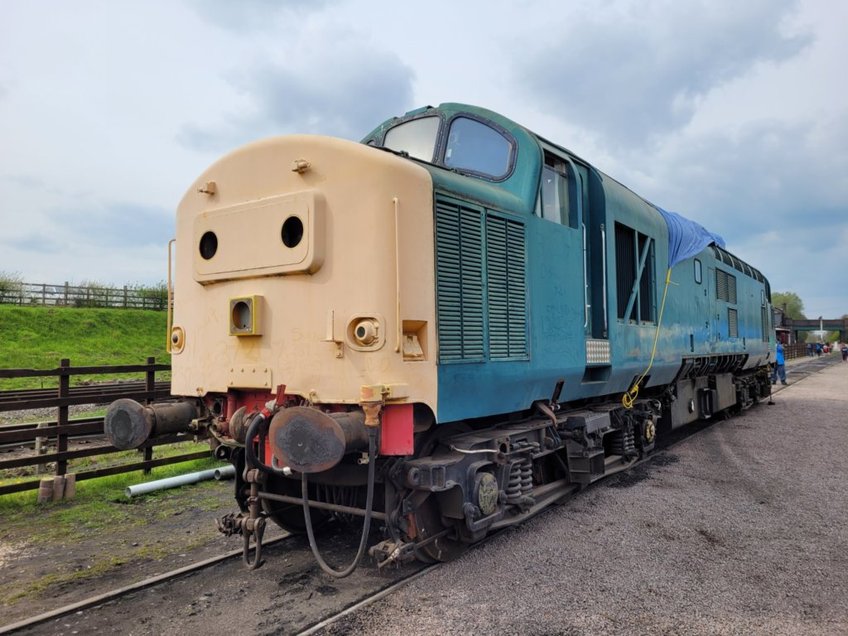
[{"x1": 1, "y1": 0, "x2": 846, "y2": 319}]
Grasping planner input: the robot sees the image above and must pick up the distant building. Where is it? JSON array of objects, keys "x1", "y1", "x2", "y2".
[{"x1": 773, "y1": 306, "x2": 792, "y2": 344}]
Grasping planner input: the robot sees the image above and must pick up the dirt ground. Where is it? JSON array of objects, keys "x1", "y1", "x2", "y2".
[{"x1": 0, "y1": 473, "x2": 255, "y2": 627}]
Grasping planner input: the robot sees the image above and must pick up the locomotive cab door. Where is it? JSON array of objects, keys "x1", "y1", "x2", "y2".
[
  {"x1": 575, "y1": 162, "x2": 610, "y2": 369},
  {"x1": 540, "y1": 149, "x2": 609, "y2": 370}
]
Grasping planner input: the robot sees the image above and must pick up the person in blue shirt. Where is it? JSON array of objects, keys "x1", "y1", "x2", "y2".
[{"x1": 772, "y1": 341, "x2": 787, "y2": 385}]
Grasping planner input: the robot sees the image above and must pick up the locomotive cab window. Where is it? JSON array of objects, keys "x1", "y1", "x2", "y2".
[
  {"x1": 694, "y1": 258, "x2": 702, "y2": 284},
  {"x1": 444, "y1": 116, "x2": 514, "y2": 179},
  {"x1": 383, "y1": 116, "x2": 440, "y2": 162},
  {"x1": 539, "y1": 153, "x2": 578, "y2": 228}
]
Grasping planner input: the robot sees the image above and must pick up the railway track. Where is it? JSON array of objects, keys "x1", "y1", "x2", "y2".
[
  {"x1": 0, "y1": 380, "x2": 170, "y2": 412},
  {"x1": 0, "y1": 418, "x2": 104, "y2": 453},
  {"x1": 3, "y1": 526, "x2": 431, "y2": 636},
  {"x1": 3, "y1": 357, "x2": 839, "y2": 635},
  {"x1": 0, "y1": 534, "x2": 292, "y2": 635},
  {"x1": 0, "y1": 380, "x2": 169, "y2": 453}
]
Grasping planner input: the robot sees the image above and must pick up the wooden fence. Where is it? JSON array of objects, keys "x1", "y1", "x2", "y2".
[
  {"x1": 0, "y1": 281, "x2": 167, "y2": 310},
  {"x1": 0, "y1": 358, "x2": 208, "y2": 497}
]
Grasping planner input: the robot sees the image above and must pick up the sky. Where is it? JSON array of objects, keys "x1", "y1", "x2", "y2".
[{"x1": 1, "y1": 0, "x2": 846, "y2": 319}]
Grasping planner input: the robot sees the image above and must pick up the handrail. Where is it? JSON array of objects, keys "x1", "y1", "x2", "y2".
[
  {"x1": 582, "y1": 223, "x2": 589, "y2": 329},
  {"x1": 600, "y1": 223, "x2": 608, "y2": 336},
  {"x1": 167, "y1": 238, "x2": 176, "y2": 353},
  {"x1": 393, "y1": 197, "x2": 402, "y2": 353}
]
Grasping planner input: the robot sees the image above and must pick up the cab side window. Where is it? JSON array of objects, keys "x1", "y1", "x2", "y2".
[{"x1": 539, "y1": 153, "x2": 578, "y2": 228}]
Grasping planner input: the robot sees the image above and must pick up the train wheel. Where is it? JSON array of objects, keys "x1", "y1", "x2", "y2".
[
  {"x1": 261, "y1": 473, "x2": 329, "y2": 534},
  {"x1": 413, "y1": 493, "x2": 468, "y2": 562}
]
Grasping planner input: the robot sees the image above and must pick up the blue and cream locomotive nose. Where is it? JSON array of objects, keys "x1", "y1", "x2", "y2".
[{"x1": 164, "y1": 133, "x2": 436, "y2": 476}]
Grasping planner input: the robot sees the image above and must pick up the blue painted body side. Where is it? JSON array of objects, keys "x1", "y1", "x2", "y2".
[{"x1": 371, "y1": 104, "x2": 772, "y2": 424}]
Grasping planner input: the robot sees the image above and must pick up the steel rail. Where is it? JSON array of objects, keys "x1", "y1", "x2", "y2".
[
  {"x1": 0, "y1": 534, "x2": 291, "y2": 635},
  {"x1": 298, "y1": 563, "x2": 440, "y2": 636}
]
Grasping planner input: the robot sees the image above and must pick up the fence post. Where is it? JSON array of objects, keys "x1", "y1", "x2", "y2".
[
  {"x1": 143, "y1": 356, "x2": 155, "y2": 474},
  {"x1": 64, "y1": 282, "x2": 69, "y2": 306},
  {"x1": 35, "y1": 422, "x2": 48, "y2": 474},
  {"x1": 42, "y1": 283, "x2": 46, "y2": 306},
  {"x1": 123, "y1": 285, "x2": 128, "y2": 308},
  {"x1": 56, "y1": 358, "x2": 70, "y2": 478}
]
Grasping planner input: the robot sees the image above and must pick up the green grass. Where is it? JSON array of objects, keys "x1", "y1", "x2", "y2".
[
  {"x1": 0, "y1": 447, "x2": 224, "y2": 518},
  {"x1": 0, "y1": 305, "x2": 169, "y2": 389},
  {"x1": 0, "y1": 305, "x2": 234, "y2": 608},
  {"x1": 0, "y1": 439, "x2": 213, "y2": 484}
]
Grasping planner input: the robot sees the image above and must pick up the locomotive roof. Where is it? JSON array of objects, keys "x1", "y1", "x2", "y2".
[{"x1": 364, "y1": 102, "x2": 765, "y2": 285}]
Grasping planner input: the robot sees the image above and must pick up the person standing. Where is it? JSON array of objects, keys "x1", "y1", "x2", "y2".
[
  {"x1": 772, "y1": 341, "x2": 787, "y2": 385},
  {"x1": 841, "y1": 343, "x2": 848, "y2": 362}
]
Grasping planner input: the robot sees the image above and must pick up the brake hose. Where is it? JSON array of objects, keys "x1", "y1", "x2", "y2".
[
  {"x1": 301, "y1": 427, "x2": 378, "y2": 578},
  {"x1": 243, "y1": 412, "x2": 274, "y2": 477}
]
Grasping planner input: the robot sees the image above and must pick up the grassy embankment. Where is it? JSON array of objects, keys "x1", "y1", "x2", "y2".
[
  {"x1": 0, "y1": 304, "x2": 170, "y2": 390},
  {"x1": 0, "y1": 305, "x2": 224, "y2": 533}
]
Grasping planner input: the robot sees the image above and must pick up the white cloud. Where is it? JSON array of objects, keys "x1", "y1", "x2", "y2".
[
  {"x1": 0, "y1": 0, "x2": 845, "y2": 319},
  {"x1": 518, "y1": 0, "x2": 811, "y2": 149},
  {"x1": 177, "y1": 34, "x2": 415, "y2": 150}
]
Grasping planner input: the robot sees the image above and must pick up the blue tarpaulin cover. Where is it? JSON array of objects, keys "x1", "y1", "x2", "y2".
[{"x1": 657, "y1": 208, "x2": 726, "y2": 269}]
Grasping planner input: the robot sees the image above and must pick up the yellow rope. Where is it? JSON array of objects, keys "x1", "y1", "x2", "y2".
[{"x1": 621, "y1": 267, "x2": 673, "y2": 409}]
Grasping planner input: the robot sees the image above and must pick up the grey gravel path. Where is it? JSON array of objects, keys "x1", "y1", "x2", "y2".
[{"x1": 325, "y1": 363, "x2": 848, "y2": 636}]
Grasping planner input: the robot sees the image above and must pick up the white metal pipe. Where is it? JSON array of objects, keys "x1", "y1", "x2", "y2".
[
  {"x1": 214, "y1": 465, "x2": 236, "y2": 481},
  {"x1": 125, "y1": 466, "x2": 230, "y2": 498}
]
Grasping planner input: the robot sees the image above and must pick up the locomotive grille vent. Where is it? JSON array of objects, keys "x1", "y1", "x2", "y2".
[
  {"x1": 435, "y1": 196, "x2": 527, "y2": 363},
  {"x1": 435, "y1": 198, "x2": 485, "y2": 362},
  {"x1": 716, "y1": 269, "x2": 737, "y2": 304},
  {"x1": 728, "y1": 308, "x2": 739, "y2": 338},
  {"x1": 486, "y1": 215, "x2": 527, "y2": 359}
]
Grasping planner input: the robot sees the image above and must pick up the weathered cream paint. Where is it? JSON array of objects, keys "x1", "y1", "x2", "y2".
[{"x1": 171, "y1": 135, "x2": 437, "y2": 413}]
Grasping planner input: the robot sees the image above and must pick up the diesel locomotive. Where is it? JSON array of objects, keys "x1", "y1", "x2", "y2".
[{"x1": 105, "y1": 103, "x2": 774, "y2": 576}]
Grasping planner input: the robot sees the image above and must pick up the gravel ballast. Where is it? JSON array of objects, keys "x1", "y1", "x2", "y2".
[{"x1": 327, "y1": 363, "x2": 848, "y2": 635}]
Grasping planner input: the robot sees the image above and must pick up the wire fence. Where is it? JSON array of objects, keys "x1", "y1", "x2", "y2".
[{"x1": 0, "y1": 281, "x2": 167, "y2": 310}]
